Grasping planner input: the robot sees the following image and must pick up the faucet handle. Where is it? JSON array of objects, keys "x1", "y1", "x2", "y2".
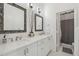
[
  {"x1": 16, "y1": 36, "x2": 22, "y2": 41},
  {"x1": 3, "y1": 34, "x2": 6, "y2": 38},
  {"x1": 11, "y1": 38, "x2": 13, "y2": 42},
  {"x1": 16, "y1": 36, "x2": 18, "y2": 41},
  {"x1": 2, "y1": 35, "x2": 7, "y2": 44}
]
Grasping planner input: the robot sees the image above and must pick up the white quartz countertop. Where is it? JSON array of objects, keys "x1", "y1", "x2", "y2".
[{"x1": 0, "y1": 34, "x2": 51, "y2": 55}]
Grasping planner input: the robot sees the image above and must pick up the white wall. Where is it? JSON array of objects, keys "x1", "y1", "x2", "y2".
[{"x1": 44, "y1": 4, "x2": 56, "y2": 51}]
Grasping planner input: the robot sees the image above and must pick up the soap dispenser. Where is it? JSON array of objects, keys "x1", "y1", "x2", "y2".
[{"x1": 2, "y1": 34, "x2": 7, "y2": 44}]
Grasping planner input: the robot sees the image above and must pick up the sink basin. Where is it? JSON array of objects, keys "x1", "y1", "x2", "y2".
[{"x1": 22, "y1": 38, "x2": 30, "y2": 42}]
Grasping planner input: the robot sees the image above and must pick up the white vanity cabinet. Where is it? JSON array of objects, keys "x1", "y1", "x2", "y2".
[
  {"x1": 43, "y1": 37, "x2": 51, "y2": 55},
  {"x1": 37, "y1": 39, "x2": 45, "y2": 56},
  {"x1": 24, "y1": 42, "x2": 38, "y2": 56},
  {"x1": 49, "y1": 36, "x2": 53, "y2": 50},
  {"x1": 4, "y1": 43, "x2": 38, "y2": 56},
  {"x1": 4, "y1": 47, "x2": 25, "y2": 56},
  {"x1": 1, "y1": 35, "x2": 53, "y2": 56},
  {"x1": 37, "y1": 36, "x2": 52, "y2": 56}
]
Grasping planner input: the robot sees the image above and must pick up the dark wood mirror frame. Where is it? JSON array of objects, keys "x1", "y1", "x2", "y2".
[
  {"x1": 0, "y1": 3, "x2": 27, "y2": 34},
  {"x1": 35, "y1": 14, "x2": 43, "y2": 31}
]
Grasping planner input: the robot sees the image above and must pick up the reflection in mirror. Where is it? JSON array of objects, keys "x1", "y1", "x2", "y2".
[
  {"x1": 0, "y1": 3, "x2": 26, "y2": 33},
  {"x1": 35, "y1": 14, "x2": 43, "y2": 31}
]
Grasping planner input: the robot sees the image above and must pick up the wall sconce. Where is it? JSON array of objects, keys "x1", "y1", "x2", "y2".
[
  {"x1": 29, "y1": 3, "x2": 33, "y2": 9},
  {"x1": 28, "y1": 3, "x2": 35, "y2": 37},
  {"x1": 37, "y1": 7, "x2": 41, "y2": 13}
]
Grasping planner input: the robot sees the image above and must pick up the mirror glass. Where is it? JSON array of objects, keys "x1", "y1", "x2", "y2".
[
  {"x1": 4, "y1": 4, "x2": 24, "y2": 30},
  {"x1": 35, "y1": 14, "x2": 43, "y2": 31},
  {"x1": 0, "y1": 3, "x2": 26, "y2": 33}
]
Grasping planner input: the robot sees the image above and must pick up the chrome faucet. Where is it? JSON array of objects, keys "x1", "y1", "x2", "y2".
[
  {"x1": 2, "y1": 34, "x2": 7, "y2": 43},
  {"x1": 16, "y1": 36, "x2": 22, "y2": 41}
]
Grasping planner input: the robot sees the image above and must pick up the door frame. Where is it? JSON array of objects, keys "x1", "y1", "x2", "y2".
[
  {"x1": 56, "y1": 12, "x2": 61, "y2": 51},
  {"x1": 56, "y1": 9, "x2": 75, "y2": 53}
]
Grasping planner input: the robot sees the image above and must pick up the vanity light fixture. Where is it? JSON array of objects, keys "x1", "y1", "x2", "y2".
[
  {"x1": 29, "y1": 3, "x2": 33, "y2": 9},
  {"x1": 37, "y1": 7, "x2": 41, "y2": 13}
]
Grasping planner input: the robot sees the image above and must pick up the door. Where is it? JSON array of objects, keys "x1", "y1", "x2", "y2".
[
  {"x1": 61, "y1": 19, "x2": 74, "y2": 45},
  {"x1": 37, "y1": 39, "x2": 44, "y2": 56},
  {"x1": 25, "y1": 43, "x2": 38, "y2": 56}
]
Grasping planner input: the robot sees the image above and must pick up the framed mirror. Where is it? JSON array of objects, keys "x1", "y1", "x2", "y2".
[
  {"x1": 0, "y1": 3, "x2": 26, "y2": 33},
  {"x1": 0, "y1": 3, "x2": 4, "y2": 32},
  {"x1": 35, "y1": 14, "x2": 43, "y2": 31}
]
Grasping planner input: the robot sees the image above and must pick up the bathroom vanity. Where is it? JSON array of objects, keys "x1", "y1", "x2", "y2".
[
  {"x1": 0, "y1": 3, "x2": 53, "y2": 56},
  {"x1": 0, "y1": 34, "x2": 53, "y2": 56}
]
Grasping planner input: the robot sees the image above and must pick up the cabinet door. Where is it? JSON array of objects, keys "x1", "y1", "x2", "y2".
[
  {"x1": 5, "y1": 47, "x2": 25, "y2": 56},
  {"x1": 40, "y1": 37, "x2": 52, "y2": 56},
  {"x1": 42, "y1": 37, "x2": 51, "y2": 56},
  {"x1": 37, "y1": 39, "x2": 46, "y2": 56},
  {"x1": 37, "y1": 45, "x2": 43, "y2": 56},
  {"x1": 25, "y1": 43, "x2": 37, "y2": 56},
  {"x1": 34, "y1": 43, "x2": 38, "y2": 56},
  {"x1": 49, "y1": 36, "x2": 53, "y2": 50},
  {"x1": 47, "y1": 37, "x2": 51, "y2": 51},
  {"x1": 43, "y1": 38, "x2": 49, "y2": 55}
]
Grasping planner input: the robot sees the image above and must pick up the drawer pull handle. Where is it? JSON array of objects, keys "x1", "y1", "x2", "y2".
[
  {"x1": 24, "y1": 50, "x2": 26, "y2": 56},
  {"x1": 26, "y1": 48, "x2": 29, "y2": 53}
]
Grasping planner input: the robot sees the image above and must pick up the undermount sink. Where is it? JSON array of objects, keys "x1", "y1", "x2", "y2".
[{"x1": 22, "y1": 38, "x2": 30, "y2": 41}]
